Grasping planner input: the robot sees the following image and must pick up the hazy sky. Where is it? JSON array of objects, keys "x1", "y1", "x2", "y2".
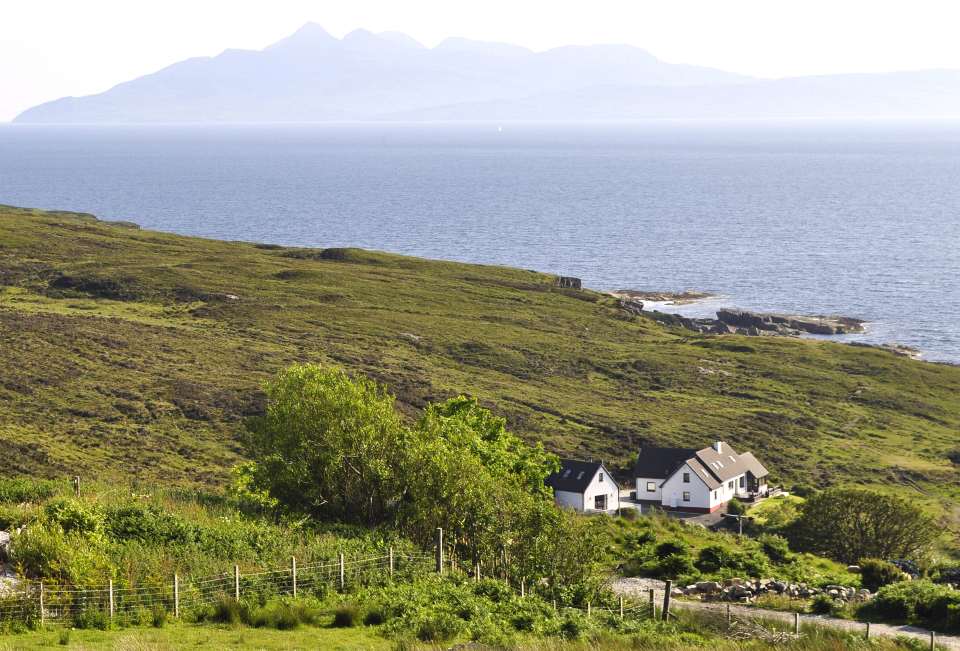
[{"x1": 3, "y1": 0, "x2": 960, "y2": 121}]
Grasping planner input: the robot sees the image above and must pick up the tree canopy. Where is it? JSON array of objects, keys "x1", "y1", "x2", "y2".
[
  {"x1": 786, "y1": 487, "x2": 940, "y2": 564},
  {"x1": 243, "y1": 363, "x2": 602, "y2": 600}
]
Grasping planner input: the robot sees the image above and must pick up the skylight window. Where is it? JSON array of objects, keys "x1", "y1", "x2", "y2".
[
  {"x1": 576, "y1": 472, "x2": 584, "y2": 480},
  {"x1": 729, "y1": 456, "x2": 737, "y2": 463},
  {"x1": 562, "y1": 470, "x2": 571, "y2": 478}
]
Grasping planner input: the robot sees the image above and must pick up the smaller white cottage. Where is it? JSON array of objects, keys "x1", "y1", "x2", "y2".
[{"x1": 546, "y1": 460, "x2": 620, "y2": 514}]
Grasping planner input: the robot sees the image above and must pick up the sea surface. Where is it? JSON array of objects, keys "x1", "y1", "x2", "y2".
[{"x1": 1, "y1": 121, "x2": 959, "y2": 362}]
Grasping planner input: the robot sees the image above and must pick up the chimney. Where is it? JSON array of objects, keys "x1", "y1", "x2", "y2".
[{"x1": 713, "y1": 441, "x2": 723, "y2": 453}]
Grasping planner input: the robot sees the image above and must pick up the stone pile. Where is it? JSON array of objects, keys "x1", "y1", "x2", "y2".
[{"x1": 678, "y1": 577, "x2": 872, "y2": 604}]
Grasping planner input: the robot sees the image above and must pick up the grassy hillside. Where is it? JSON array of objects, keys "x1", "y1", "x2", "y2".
[{"x1": 2, "y1": 205, "x2": 959, "y2": 525}]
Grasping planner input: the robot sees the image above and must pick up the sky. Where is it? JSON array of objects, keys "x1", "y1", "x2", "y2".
[{"x1": 3, "y1": 0, "x2": 960, "y2": 122}]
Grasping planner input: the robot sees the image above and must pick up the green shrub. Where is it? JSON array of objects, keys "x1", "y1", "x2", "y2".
[
  {"x1": 205, "y1": 596, "x2": 252, "y2": 625},
  {"x1": 363, "y1": 605, "x2": 387, "y2": 626},
  {"x1": 726, "y1": 498, "x2": 747, "y2": 515},
  {"x1": 654, "y1": 553, "x2": 696, "y2": 579},
  {"x1": 57, "y1": 628, "x2": 71, "y2": 645},
  {"x1": 415, "y1": 611, "x2": 463, "y2": 642},
  {"x1": 620, "y1": 508, "x2": 639, "y2": 521},
  {"x1": 696, "y1": 545, "x2": 735, "y2": 573},
  {"x1": 654, "y1": 540, "x2": 687, "y2": 559},
  {"x1": 44, "y1": 499, "x2": 104, "y2": 537},
  {"x1": 0, "y1": 478, "x2": 60, "y2": 504},
  {"x1": 867, "y1": 580, "x2": 956, "y2": 625},
  {"x1": 333, "y1": 602, "x2": 360, "y2": 628},
  {"x1": 810, "y1": 593, "x2": 844, "y2": 616},
  {"x1": 860, "y1": 558, "x2": 906, "y2": 592},
  {"x1": 73, "y1": 607, "x2": 110, "y2": 630},
  {"x1": 758, "y1": 534, "x2": 792, "y2": 562},
  {"x1": 151, "y1": 605, "x2": 168, "y2": 628}
]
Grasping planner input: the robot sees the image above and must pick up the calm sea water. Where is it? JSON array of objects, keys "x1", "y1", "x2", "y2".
[{"x1": 1, "y1": 122, "x2": 959, "y2": 362}]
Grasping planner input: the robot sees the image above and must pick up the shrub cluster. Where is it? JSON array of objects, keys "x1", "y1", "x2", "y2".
[{"x1": 864, "y1": 581, "x2": 960, "y2": 632}]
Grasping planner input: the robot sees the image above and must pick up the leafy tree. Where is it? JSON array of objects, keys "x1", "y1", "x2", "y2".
[
  {"x1": 243, "y1": 364, "x2": 600, "y2": 599},
  {"x1": 244, "y1": 364, "x2": 408, "y2": 524},
  {"x1": 786, "y1": 488, "x2": 939, "y2": 564}
]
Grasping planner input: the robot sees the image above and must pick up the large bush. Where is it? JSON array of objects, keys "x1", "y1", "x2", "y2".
[
  {"x1": 867, "y1": 581, "x2": 960, "y2": 632},
  {"x1": 859, "y1": 558, "x2": 906, "y2": 592},
  {"x1": 786, "y1": 488, "x2": 939, "y2": 564},
  {"x1": 243, "y1": 364, "x2": 604, "y2": 601}
]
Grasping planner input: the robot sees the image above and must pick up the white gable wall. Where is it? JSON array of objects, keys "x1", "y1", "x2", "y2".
[
  {"x1": 660, "y1": 465, "x2": 711, "y2": 509},
  {"x1": 581, "y1": 467, "x2": 620, "y2": 513}
]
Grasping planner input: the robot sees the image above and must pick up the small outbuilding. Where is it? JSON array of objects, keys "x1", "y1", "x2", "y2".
[{"x1": 546, "y1": 459, "x2": 620, "y2": 514}]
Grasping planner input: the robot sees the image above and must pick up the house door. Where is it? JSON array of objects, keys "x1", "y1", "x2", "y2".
[{"x1": 594, "y1": 494, "x2": 607, "y2": 511}]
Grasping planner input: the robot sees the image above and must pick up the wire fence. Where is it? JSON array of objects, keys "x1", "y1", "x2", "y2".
[{"x1": 0, "y1": 550, "x2": 436, "y2": 628}]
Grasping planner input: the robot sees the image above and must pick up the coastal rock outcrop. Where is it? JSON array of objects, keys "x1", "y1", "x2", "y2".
[{"x1": 715, "y1": 309, "x2": 866, "y2": 336}]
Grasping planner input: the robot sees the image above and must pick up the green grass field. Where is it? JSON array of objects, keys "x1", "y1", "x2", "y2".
[
  {"x1": 2, "y1": 204, "x2": 959, "y2": 531},
  {"x1": 0, "y1": 623, "x2": 390, "y2": 650}
]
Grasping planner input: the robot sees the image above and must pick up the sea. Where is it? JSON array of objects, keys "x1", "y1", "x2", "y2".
[{"x1": 1, "y1": 120, "x2": 958, "y2": 363}]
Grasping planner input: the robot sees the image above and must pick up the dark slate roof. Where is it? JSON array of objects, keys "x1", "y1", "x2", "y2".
[
  {"x1": 739, "y1": 452, "x2": 769, "y2": 479},
  {"x1": 633, "y1": 447, "x2": 696, "y2": 480},
  {"x1": 685, "y1": 458, "x2": 722, "y2": 490},
  {"x1": 546, "y1": 459, "x2": 618, "y2": 493},
  {"x1": 694, "y1": 443, "x2": 751, "y2": 483}
]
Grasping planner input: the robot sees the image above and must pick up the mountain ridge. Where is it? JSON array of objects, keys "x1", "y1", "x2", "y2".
[{"x1": 14, "y1": 23, "x2": 960, "y2": 123}]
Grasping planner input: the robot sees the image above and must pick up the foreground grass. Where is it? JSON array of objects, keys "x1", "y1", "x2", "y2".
[
  {"x1": 2, "y1": 205, "x2": 960, "y2": 533},
  {"x1": 0, "y1": 616, "x2": 936, "y2": 651},
  {"x1": 0, "y1": 623, "x2": 390, "y2": 650}
]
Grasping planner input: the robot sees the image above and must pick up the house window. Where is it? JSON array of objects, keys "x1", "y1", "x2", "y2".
[
  {"x1": 739, "y1": 476, "x2": 745, "y2": 488},
  {"x1": 682, "y1": 491, "x2": 691, "y2": 502},
  {"x1": 646, "y1": 482, "x2": 656, "y2": 492},
  {"x1": 713, "y1": 490, "x2": 718, "y2": 500},
  {"x1": 599, "y1": 473, "x2": 604, "y2": 482},
  {"x1": 683, "y1": 472, "x2": 690, "y2": 483},
  {"x1": 595, "y1": 495, "x2": 607, "y2": 510},
  {"x1": 728, "y1": 481, "x2": 734, "y2": 490}
]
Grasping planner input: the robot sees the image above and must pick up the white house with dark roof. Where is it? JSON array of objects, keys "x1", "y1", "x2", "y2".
[
  {"x1": 546, "y1": 459, "x2": 620, "y2": 514},
  {"x1": 634, "y1": 441, "x2": 769, "y2": 513}
]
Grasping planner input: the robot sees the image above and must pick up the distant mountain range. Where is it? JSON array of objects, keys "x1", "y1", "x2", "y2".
[{"x1": 14, "y1": 23, "x2": 960, "y2": 123}]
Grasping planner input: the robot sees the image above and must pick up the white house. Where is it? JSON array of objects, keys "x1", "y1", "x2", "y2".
[
  {"x1": 546, "y1": 460, "x2": 621, "y2": 514},
  {"x1": 634, "y1": 441, "x2": 769, "y2": 513}
]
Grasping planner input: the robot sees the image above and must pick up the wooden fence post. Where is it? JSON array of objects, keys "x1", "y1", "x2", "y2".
[
  {"x1": 930, "y1": 631, "x2": 936, "y2": 650},
  {"x1": 109, "y1": 579, "x2": 114, "y2": 619},
  {"x1": 339, "y1": 552, "x2": 345, "y2": 591},
  {"x1": 291, "y1": 556, "x2": 297, "y2": 598},
  {"x1": 521, "y1": 577, "x2": 526, "y2": 598},
  {"x1": 389, "y1": 547, "x2": 394, "y2": 578},
  {"x1": 435, "y1": 528, "x2": 444, "y2": 575},
  {"x1": 662, "y1": 580, "x2": 672, "y2": 621},
  {"x1": 619, "y1": 595, "x2": 624, "y2": 619},
  {"x1": 234, "y1": 565, "x2": 240, "y2": 602},
  {"x1": 726, "y1": 603, "x2": 731, "y2": 628},
  {"x1": 794, "y1": 612, "x2": 800, "y2": 635},
  {"x1": 174, "y1": 574, "x2": 180, "y2": 618},
  {"x1": 39, "y1": 581, "x2": 44, "y2": 627},
  {"x1": 649, "y1": 588, "x2": 656, "y2": 619},
  {"x1": 475, "y1": 562, "x2": 480, "y2": 583},
  {"x1": 587, "y1": 601, "x2": 591, "y2": 617},
  {"x1": 73, "y1": 476, "x2": 81, "y2": 498}
]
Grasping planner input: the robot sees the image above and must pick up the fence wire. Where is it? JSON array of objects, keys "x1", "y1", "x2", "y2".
[{"x1": 0, "y1": 551, "x2": 433, "y2": 627}]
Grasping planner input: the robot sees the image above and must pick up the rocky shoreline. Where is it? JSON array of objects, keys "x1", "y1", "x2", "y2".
[{"x1": 608, "y1": 288, "x2": 923, "y2": 360}]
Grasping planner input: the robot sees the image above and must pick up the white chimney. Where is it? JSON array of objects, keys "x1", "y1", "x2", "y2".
[{"x1": 713, "y1": 441, "x2": 723, "y2": 453}]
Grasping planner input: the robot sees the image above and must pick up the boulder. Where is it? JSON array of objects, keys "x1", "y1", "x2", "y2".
[
  {"x1": 696, "y1": 581, "x2": 721, "y2": 594},
  {"x1": 846, "y1": 565, "x2": 861, "y2": 574}
]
